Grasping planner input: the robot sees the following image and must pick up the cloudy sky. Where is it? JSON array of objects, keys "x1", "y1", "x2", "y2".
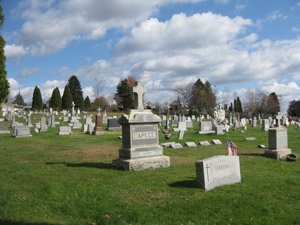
[{"x1": 3, "y1": 0, "x2": 300, "y2": 112}]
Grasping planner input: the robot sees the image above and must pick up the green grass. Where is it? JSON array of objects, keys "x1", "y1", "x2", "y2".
[{"x1": 0, "y1": 118, "x2": 300, "y2": 225}]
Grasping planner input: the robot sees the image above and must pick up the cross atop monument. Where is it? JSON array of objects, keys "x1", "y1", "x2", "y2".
[
  {"x1": 133, "y1": 81, "x2": 146, "y2": 111},
  {"x1": 275, "y1": 112, "x2": 282, "y2": 127},
  {"x1": 97, "y1": 107, "x2": 101, "y2": 115},
  {"x1": 72, "y1": 101, "x2": 75, "y2": 108}
]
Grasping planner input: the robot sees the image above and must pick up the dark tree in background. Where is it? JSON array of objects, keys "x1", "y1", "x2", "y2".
[
  {"x1": 114, "y1": 79, "x2": 134, "y2": 111},
  {"x1": 267, "y1": 92, "x2": 280, "y2": 115},
  {"x1": 93, "y1": 96, "x2": 108, "y2": 110},
  {"x1": 49, "y1": 87, "x2": 62, "y2": 109},
  {"x1": 13, "y1": 92, "x2": 24, "y2": 105},
  {"x1": 84, "y1": 96, "x2": 91, "y2": 110},
  {"x1": 234, "y1": 97, "x2": 243, "y2": 113},
  {"x1": 68, "y1": 75, "x2": 84, "y2": 109},
  {"x1": 62, "y1": 85, "x2": 73, "y2": 109},
  {"x1": 0, "y1": 2, "x2": 9, "y2": 104},
  {"x1": 287, "y1": 100, "x2": 300, "y2": 117},
  {"x1": 32, "y1": 86, "x2": 43, "y2": 110}
]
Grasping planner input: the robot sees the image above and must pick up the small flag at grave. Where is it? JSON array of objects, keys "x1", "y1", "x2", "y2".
[{"x1": 227, "y1": 140, "x2": 238, "y2": 156}]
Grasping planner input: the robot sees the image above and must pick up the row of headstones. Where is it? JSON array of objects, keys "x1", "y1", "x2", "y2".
[{"x1": 161, "y1": 139, "x2": 223, "y2": 148}]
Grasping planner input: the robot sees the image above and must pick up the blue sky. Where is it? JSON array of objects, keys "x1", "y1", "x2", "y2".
[{"x1": 3, "y1": 0, "x2": 300, "y2": 112}]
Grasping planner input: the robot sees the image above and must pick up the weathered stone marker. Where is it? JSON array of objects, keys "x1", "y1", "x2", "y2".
[
  {"x1": 195, "y1": 156, "x2": 241, "y2": 191},
  {"x1": 265, "y1": 127, "x2": 291, "y2": 160},
  {"x1": 93, "y1": 107, "x2": 104, "y2": 135},
  {"x1": 113, "y1": 81, "x2": 170, "y2": 171}
]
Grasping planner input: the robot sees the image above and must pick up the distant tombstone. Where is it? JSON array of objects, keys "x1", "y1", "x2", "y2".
[
  {"x1": 261, "y1": 119, "x2": 270, "y2": 131},
  {"x1": 215, "y1": 125, "x2": 224, "y2": 135},
  {"x1": 27, "y1": 114, "x2": 33, "y2": 127},
  {"x1": 160, "y1": 142, "x2": 176, "y2": 148},
  {"x1": 40, "y1": 117, "x2": 48, "y2": 132},
  {"x1": 177, "y1": 121, "x2": 187, "y2": 131},
  {"x1": 63, "y1": 116, "x2": 69, "y2": 122},
  {"x1": 191, "y1": 115, "x2": 196, "y2": 120},
  {"x1": 172, "y1": 115, "x2": 178, "y2": 126},
  {"x1": 58, "y1": 126, "x2": 72, "y2": 135},
  {"x1": 93, "y1": 108, "x2": 104, "y2": 135},
  {"x1": 265, "y1": 127, "x2": 291, "y2": 160},
  {"x1": 245, "y1": 137, "x2": 256, "y2": 141},
  {"x1": 165, "y1": 119, "x2": 170, "y2": 129},
  {"x1": 0, "y1": 121, "x2": 10, "y2": 134},
  {"x1": 178, "y1": 129, "x2": 185, "y2": 140},
  {"x1": 199, "y1": 141, "x2": 211, "y2": 146},
  {"x1": 73, "y1": 121, "x2": 82, "y2": 129},
  {"x1": 170, "y1": 143, "x2": 183, "y2": 149},
  {"x1": 71, "y1": 102, "x2": 75, "y2": 116},
  {"x1": 195, "y1": 156, "x2": 241, "y2": 191},
  {"x1": 86, "y1": 123, "x2": 95, "y2": 134},
  {"x1": 185, "y1": 142, "x2": 197, "y2": 147},
  {"x1": 240, "y1": 118, "x2": 246, "y2": 127},
  {"x1": 199, "y1": 121, "x2": 214, "y2": 134},
  {"x1": 107, "y1": 118, "x2": 121, "y2": 131},
  {"x1": 252, "y1": 118, "x2": 257, "y2": 127},
  {"x1": 13, "y1": 126, "x2": 32, "y2": 138},
  {"x1": 186, "y1": 120, "x2": 193, "y2": 129},
  {"x1": 212, "y1": 139, "x2": 222, "y2": 145},
  {"x1": 102, "y1": 110, "x2": 108, "y2": 124},
  {"x1": 50, "y1": 115, "x2": 56, "y2": 128}
]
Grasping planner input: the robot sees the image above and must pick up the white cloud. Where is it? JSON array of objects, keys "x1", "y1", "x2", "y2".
[
  {"x1": 8, "y1": 78, "x2": 21, "y2": 89},
  {"x1": 4, "y1": 44, "x2": 27, "y2": 59},
  {"x1": 8, "y1": 0, "x2": 205, "y2": 58},
  {"x1": 292, "y1": 27, "x2": 299, "y2": 32},
  {"x1": 214, "y1": 0, "x2": 230, "y2": 5},
  {"x1": 82, "y1": 86, "x2": 94, "y2": 100},
  {"x1": 17, "y1": 67, "x2": 39, "y2": 78}
]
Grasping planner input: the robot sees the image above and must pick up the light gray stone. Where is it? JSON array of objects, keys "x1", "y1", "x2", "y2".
[
  {"x1": 160, "y1": 142, "x2": 176, "y2": 147},
  {"x1": 262, "y1": 119, "x2": 270, "y2": 131},
  {"x1": 186, "y1": 120, "x2": 193, "y2": 129},
  {"x1": 199, "y1": 121, "x2": 214, "y2": 134},
  {"x1": 73, "y1": 121, "x2": 82, "y2": 129},
  {"x1": 0, "y1": 121, "x2": 10, "y2": 134},
  {"x1": 177, "y1": 122, "x2": 187, "y2": 131},
  {"x1": 245, "y1": 137, "x2": 256, "y2": 141},
  {"x1": 178, "y1": 129, "x2": 185, "y2": 140},
  {"x1": 215, "y1": 125, "x2": 225, "y2": 135},
  {"x1": 212, "y1": 139, "x2": 222, "y2": 145},
  {"x1": 58, "y1": 126, "x2": 72, "y2": 135},
  {"x1": 185, "y1": 142, "x2": 197, "y2": 147},
  {"x1": 170, "y1": 143, "x2": 183, "y2": 149},
  {"x1": 199, "y1": 141, "x2": 211, "y2": 146},
  {"x1": 195, "y1": 155, "x2": 241, "y2": 191},
  {"x1": 40, "y1": 117, "x2": 48, "y2": 132},
  {"x1": 13, "y1": 126, "x2": 32, "y2": 138}
]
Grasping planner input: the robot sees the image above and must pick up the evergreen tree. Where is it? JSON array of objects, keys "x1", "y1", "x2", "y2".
[
  {"x1": 14, "y1": 92, "x2": 24, "y2": 105},
  {"x1": 68, "y1": 75, "x2": 84, "y2": 109},
  {"x1": 84, "y1": 96, "x2": 91, "y2": 110},
  {"x1": 62, "y1": 85, "x2": 73, "y2": 109},
  {"x1": 114, "y1": 79, "x2": 133, "y2": 110},
  {"x1": 50, "y1": 87, "x2": 62, "y2": 109},
  {"x1": 32, "y1": 86, "x2": 43, "y2": 110},
  {"x1": 288, "y1": 100, "x2": 300, "y2": 117},
  {"x1": 236, "y1": 97, "x2": 243, "y2": 113},
  {"x1": 267, "y1": 92, "x2": 280, "y2": 115},
  {"x1": 191, "y1": 79, "x2": 216, "y2": 115},
  {"x1": 0, "y1": 2, "x2": 9, "y2": 104}
]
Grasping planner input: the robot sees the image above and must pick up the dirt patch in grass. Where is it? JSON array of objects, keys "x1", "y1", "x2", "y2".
[{"x1": 50, "y1": 145, "x2": 118, "y2": 161}]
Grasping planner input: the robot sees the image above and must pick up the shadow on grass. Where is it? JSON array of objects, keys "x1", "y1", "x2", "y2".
[
  {"x1": 169, "y1": 179, "x2": 198, "y2": 189},
  {"x1": 46, "y1": 161, "x2": 113, "y2": 170},
  {"x1": 0, "y1": 220, "x2": 54, "y2": 225},
  {"x1": 238, "y1": 153, "x2": 265, "y2": 157}
]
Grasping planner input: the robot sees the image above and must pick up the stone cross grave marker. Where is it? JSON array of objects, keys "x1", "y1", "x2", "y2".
[
  {"x1": 132, "y1": 81, "x2": 146, "y2": 111},
  {"x1": 97, "y1": 107, "x2": 101, "y2": 115}
]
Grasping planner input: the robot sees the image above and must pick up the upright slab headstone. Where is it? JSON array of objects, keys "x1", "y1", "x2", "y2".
[
  {"x1": 50, "y1": 114, "x2": 56, "y2": 128},
  {"x1": 0, "y1": 121, "x2": 10, "y2": 134},
  {"x1": 27, "y1": 114, "x2": 33, "y2": 127},
  {"x1": 40, "y1": 117, "x2": 48, "y2": 132},
  {"x1": 13, "y1": 126, "x2": 32, "y2": 138},
  {"x1": 178, "y1": 129, "x2": 184, "y2": 140},
  {"x1": 58, "y1": 126, "x2": 72, "y2": 135},
  {"x1": 107, "y1": 118, "x2": 121, "y2": 130},
  {"x1": 102, "y1": 110, "x2": 108, "y2": 124},
  {"x1": 195, "y1": 156, "x2": 241, "y2": 191},
  {"x1": 261, "y1": 119, "x2": 270, "y2": 131},
  {"x1": 265, "y1": 127, "x2": 291, "y2": 160},
  {"x1": 93, "y1": 107, "x2": 104, "y2": 135},
  {"x1": 113, "y1": 81, "x2": 170, "y2": 171},
  {"x1": 199, "y1": 121, "x2": 214, "y2": 134}
]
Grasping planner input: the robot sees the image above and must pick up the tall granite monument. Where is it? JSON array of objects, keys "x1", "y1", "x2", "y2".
[
  {"x1": 113, "y1": 81, "x2": 170, "y2": 171},
  {"x1": 92, "y1": 107, "x2": 104, "y2": 135}
]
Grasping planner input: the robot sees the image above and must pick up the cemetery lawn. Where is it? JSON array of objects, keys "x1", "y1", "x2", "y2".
[{"x1": 0, "y1": 121, "x2": 300, "y2": 225}]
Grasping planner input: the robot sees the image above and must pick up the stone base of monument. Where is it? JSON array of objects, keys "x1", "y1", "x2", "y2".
[
  {"x1": 265, "y1": 149, "x2": 291, "y2": 160},
  {"x1": 198, "y1": 130, "x2": 215, "y2": 134},
  {"x1": 92, "y1": 131, "x2": 104, "y2": 135},
  {"x1": 0, "y1": 130, "x2": 10, "y2": 134},
  {"x1": 112, "y1": 155, "x2": 170, "y2": 171}
]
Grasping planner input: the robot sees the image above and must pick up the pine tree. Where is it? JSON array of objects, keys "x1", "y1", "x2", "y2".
[
  {"x1": 50, "y1": 87, "x2": 62, "y2": 109},
  {"x1": 237, "y1": 97, "x2": 243, "y2": 113},
  {"x1": 32, "y1": 86, "x2": 43, "y2": 110},
  {"x1": 0, "y1": 2, "x2": 9, "y2": 104},
  {"x1": 84, "y1": 96, "x2": 91, "y2": 110},
  {"x1": 114, "y1": 79, "x2": 133, "y2": 110},
  {"x1": 68, "y1": 75, "x2": 84, "y2": 109},
  {"x1": 14, "y1": 92, "x2": 24, "y2": 105},
  {"x1": 62, "y1": 85, "x2": 73, "y2": 109}
]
